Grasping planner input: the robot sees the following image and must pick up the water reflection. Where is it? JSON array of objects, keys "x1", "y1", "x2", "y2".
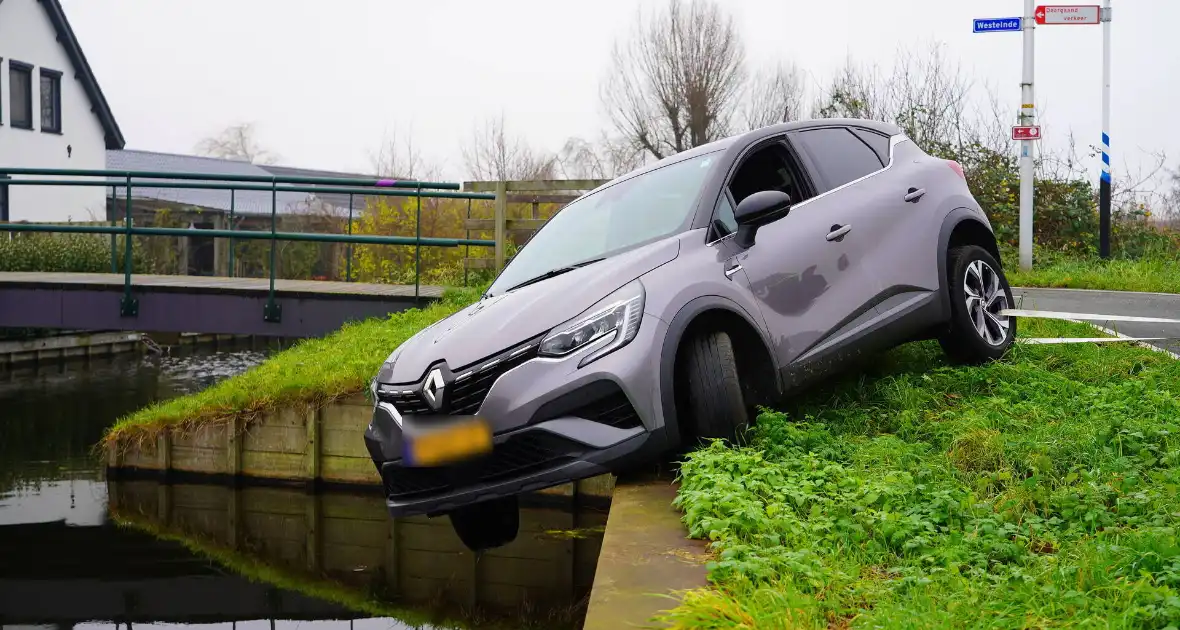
[
  {"x1": 108, "y1": 480, "x2": 604, "y2": 629},
  {"x1": 0, "y1": 346, "x2": 605, "y2": 630}
]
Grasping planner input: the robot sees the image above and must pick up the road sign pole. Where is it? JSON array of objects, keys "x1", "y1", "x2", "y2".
[
  {"x1": 1019, "y1": 0, "x2": 1036, "y2": 271},
  {"x1": 1099, "y1": 0, "x2": 1112, "y2": 258}
]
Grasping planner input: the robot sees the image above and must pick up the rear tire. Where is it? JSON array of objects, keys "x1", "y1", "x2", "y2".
[
  {"x1": 938, "y1": 245, "x2": 1016, "y2": 363},
  {"x1": 448, "y1": 495, "x2": 519, "y2": 551},
  {"x1": 679, "y1": 329, "x2": 750, "y2": 442}
]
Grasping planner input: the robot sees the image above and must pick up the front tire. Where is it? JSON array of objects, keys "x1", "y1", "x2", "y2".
[
  {"x1": 679, "y1": 330, "x2": 750, "y2": 442},
  {"x1": 938, "y1": 245, "x2": 1016, "y2": 363}
]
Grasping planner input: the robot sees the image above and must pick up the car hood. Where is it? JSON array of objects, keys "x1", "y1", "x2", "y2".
[{"x1": 378, "y1": 236, "x2": 681, "y2": 384}]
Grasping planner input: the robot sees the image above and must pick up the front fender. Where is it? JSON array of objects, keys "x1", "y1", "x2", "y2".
[{"x1": 656, "y1": 294, "x2": 777, "y2": 448}]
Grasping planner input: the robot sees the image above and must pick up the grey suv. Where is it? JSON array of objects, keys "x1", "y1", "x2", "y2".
[{"x1": 364, "y1": 118, "x2": 1016, "y2": 546}]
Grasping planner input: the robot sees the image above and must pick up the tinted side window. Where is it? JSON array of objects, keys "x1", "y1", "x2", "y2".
[
  {"x1": 793, "y1": 128, "x2": 885, "y2": 191},
  {"x1": 713, "y1": 193, "x2": 737, "y2": 238},
  {"x1": 851, "y1": 128, "x2": 890, "y2": 165}
]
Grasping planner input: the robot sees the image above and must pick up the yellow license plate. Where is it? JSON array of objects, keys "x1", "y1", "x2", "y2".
[{"x1": 404, "y1": 417, "x2": 493, "y2": 467}]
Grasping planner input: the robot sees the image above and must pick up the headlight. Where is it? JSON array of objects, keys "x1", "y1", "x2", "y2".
[{"x1": 539, "y1": 280, "x2": 645, "y2": 367}]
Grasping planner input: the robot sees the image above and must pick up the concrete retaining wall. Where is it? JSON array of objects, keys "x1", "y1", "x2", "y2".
[{"x1": 106, "y1": 392, "x2": 616, "y2": 499}]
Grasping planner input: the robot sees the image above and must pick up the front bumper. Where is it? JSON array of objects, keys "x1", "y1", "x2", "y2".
[{"x1": 364, "y1": 312, "x2": 670, "y2": 517}]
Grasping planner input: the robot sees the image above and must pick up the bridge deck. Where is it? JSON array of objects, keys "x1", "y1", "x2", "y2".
[
  {"x1": 0, "y1": 271, "x2": 445, "y2": 299},
  {"x1": 0, "y1": 272, "x2": 448, "y2": 337}
]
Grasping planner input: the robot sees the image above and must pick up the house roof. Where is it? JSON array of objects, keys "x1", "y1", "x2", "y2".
[
  {"x1": 105, "y1": 150, "x2": 374, "y2": 215},
  {"x1": 260, "y1": 164, "x2": 380, "y2": 211},
  {"x1": 35, "y1": 0, "x2": 125, "y2": 149}
]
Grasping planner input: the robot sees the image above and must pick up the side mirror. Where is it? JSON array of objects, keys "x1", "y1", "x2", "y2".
[{"x1": 734, "y1": 190, "x2": 791, "y2": 248}]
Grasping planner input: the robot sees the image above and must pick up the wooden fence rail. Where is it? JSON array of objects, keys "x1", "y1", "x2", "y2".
[{"x1": 461, "y1": 179, "x2": 609, "y2": 272}]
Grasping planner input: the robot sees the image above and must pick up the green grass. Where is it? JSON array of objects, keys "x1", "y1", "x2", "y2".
[
  {"x1": 101, "y1": 283, "x2": 485, "y2": 446},
  {"x1": 1007, "y1": 256, "x2": 1180, "y2": 294},
  {"x1": 663, "y1": 318, "x2": 1180, "y2": 629}
]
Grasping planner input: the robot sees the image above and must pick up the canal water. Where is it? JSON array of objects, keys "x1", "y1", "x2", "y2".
[{"x1": 0, "y1": 346, "x2": 607, "y2": 630}]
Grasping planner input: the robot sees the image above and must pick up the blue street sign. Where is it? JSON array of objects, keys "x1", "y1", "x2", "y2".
[{"x1": 973, "y1": 17, "x2": 1023, "y2": 33}]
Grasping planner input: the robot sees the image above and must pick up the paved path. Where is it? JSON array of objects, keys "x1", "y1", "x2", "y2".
[{"x1": 1013, "y1": 287, "x2": 1180, "y2": 356}]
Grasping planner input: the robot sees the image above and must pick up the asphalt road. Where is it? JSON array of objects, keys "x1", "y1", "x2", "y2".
[{"x1": 1012, "y1": 287, "x2": 1180, "y2": 357}]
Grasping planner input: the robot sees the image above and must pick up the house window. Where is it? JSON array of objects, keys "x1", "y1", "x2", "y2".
[
  {"x1": 40, "y1": 69, "x2": 62, "y2": 133},
  {"x1": 9, "y1": 61, "x2": 34, "y2": 130}
]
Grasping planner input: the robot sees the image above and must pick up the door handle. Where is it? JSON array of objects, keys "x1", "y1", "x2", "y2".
[
  {"x1": 904, "y1": 187, "x2": 926, "y2": 202},
  {"x1": 826, "y1": 224, "x2": 852, "y2": 242}
]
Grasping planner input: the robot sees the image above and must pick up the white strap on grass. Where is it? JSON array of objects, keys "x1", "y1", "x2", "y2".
[
  {"x1": 1000, "y1": 309, "x2": 1180, "y2": 324},
  {"x1": 1017, "y1": 337, "x2": 1177, "y2": 345}
]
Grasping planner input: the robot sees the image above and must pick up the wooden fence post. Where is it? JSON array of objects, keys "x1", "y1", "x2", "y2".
[{"x1": 494, "y1": 180, "x2": 507, "y2": 272}]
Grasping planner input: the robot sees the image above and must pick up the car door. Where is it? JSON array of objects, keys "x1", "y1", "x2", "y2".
[{"x1": 710, "y1": 134, "x2": 883, "y2": 382}]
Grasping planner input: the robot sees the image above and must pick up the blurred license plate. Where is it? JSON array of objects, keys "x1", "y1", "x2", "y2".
[{"x1": 403, "y1": 416, "x2": 492, "y2": 467}]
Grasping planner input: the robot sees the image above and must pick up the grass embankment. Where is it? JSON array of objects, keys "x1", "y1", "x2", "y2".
[
  {"x1": 101, "y1": 284, "x2": 484, "y2": 447},
  {"x1": 1006, "y1": 256, "x2": 1180, "y2": 294},
  {"x1": 1000, "y1": 245, "x2": 1180, "y2": 295},
  {"x1": 666, "y1": 319, "x2": 1180, "y2": 628}
]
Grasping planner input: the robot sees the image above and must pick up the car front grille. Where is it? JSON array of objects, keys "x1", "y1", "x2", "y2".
[
  {"x1": 380, "y1": 431, "x2": 580, "y2": 499},
  {"x1": 379, "y1": 390, "x2": 432, "y2": 415},
  {"x1": 376, "y1": 335, "x2": 542, "y2": 417}
]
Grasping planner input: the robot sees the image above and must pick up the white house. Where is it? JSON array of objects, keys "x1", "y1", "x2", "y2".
[{"x1": 0, "y1": 0, "x2": 125, "y2": 222}]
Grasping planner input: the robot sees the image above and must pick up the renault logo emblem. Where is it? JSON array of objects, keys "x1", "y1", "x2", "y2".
[{"x1": 421, "y1": 368, "x2": 446, "y2": 411}]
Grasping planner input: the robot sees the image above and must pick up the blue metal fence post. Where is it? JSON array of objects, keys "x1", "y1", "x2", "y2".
[
  {"x1": 0, "y1": 174, "x2": 9, "y2": 223},
  {"x1": 108, "y1": 185, "x2": 117, "y2": 273},
  {"x1": 228, "y1": 188, "x2": 236, "y2": 277},
  {"x1": 263, "y1": 178, "x2": 281, "y2": 322},
  {"x1": 120, "y1": 174, "x2": 138, "y2": 316},
  {"x1": 346, "y1": 192, "x2": 354, "y2": 282},
  {"x1": 414, "y1": 186, "x2": 422, "y2": 305}
]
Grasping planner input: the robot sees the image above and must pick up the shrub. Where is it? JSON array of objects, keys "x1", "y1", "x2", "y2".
[{"x1": 0, "y1": 232, "x2": 144, "y2": 273}]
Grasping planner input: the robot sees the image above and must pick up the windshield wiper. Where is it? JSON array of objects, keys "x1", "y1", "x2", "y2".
[{"x1": 502, "y1": 257, "x2": 606, "y2": 294}]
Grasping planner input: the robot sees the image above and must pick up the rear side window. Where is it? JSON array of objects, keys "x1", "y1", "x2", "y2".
[
  {"x1": 793, "y1": 127, "x2": 885, "y2": 192},
  {"x1": 851, "y1": 128, "x2": 891, "y2": 165}
]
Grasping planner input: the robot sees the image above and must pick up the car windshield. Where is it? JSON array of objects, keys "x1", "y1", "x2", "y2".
[{"x1": 487, "y1": 151, "x2": 721, "y2": 295}]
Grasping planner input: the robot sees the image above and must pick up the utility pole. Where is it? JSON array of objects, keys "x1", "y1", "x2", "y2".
[
  {"x1": 1099, "y1": 0, "x2": 1112, "y2": 258},
  {"x1": 1019, "y1": 0, "x2": 1037, "y2": 271}
]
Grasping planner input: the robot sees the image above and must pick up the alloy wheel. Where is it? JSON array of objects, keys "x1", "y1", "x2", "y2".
[{"x1": 963, "y1": 259, "x2": 1009, "y2": 346}]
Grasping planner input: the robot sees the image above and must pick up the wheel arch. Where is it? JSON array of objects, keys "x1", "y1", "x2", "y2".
[
  {"x1": 937, "y1": 210, "x2": 1002, "y2": 320},
  {"x1": 658, "y1": 295, "x2": 780, "y2": 446}
]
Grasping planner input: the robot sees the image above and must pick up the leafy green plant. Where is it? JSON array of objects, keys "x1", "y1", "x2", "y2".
[{"x1": 665, "y1": 318, "x2": 1180, "y2": 628}]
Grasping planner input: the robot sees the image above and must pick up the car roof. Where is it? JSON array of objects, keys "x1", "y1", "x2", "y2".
[{"x1": 586, "y1": 118, "x2": 904, "y2": 195}]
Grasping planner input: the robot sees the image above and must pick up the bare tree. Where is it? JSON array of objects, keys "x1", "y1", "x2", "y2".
[
  {"x1": 887, "y1": 43, "x2": 975, "y2": 152},
  {"x1": 556, "y1": 134, "x2": 647, "y2": 180},
  {"x1": 1164, "y1": 166, "x2": 1180, "y2": 222},
  {"x1": 462, "y1": 114, "x2": 556, "y2": 181},
  {"x1": 369, "y1": 125, "x2": 443, "y2": 180},
  {"x1": 809, "y1": 43, "x2": 1005, "y2": 159},
  {"x1": 194, "y1": 122, "x2": 280, "y2": 164},
  {"x1": 742, "y1": 61, "x2": 805, "y2": 130},
  {"x1": 811, "y1": 58, "x2": 890, "y2": 121},
  {"x1": 603, "y1": 0, "x2": 746, "y2": 160}
]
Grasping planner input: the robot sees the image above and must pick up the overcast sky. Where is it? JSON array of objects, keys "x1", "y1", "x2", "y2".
[{"x1": 62, "y1": 0, "x2": 1180, "y2": 186}]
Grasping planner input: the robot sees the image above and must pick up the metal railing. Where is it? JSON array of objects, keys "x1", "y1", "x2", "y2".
[{"x1": 0, "y1": 168, "x2": 497, "y2": 322}]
